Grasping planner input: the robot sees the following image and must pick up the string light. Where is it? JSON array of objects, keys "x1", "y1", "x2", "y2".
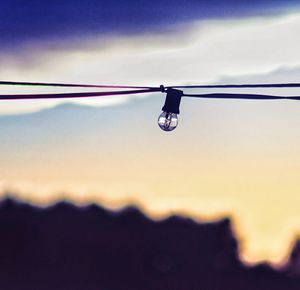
[
  {"x1": 2, "y1": 80, "x2": 300, "y2": 132},
  {"x1": 158, "y1": 88, "x2": 183, "y2": 131}
]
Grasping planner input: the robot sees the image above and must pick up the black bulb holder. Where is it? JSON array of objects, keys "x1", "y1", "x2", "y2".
[{"x1": 162, "y1": 88, "x2": 183, "y2": 114}]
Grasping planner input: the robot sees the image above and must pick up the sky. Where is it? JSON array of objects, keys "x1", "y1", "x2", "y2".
[{"x1": 1, "y1": 0, "x2": 300, "y2": 265}]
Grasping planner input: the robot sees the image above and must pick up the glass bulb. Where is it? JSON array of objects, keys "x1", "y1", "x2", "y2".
[{"x1": 158, "y1": 111, "x2": 178, "y2": 131}]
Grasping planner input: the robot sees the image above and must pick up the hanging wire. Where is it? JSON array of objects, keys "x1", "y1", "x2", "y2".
[
  {"x1": 182, "y1": 93, "x2": 300, "y2": 100},
  {"x1": 0, "y1": 81, "x2": 156, "y2": 90},
  {"x1": 2, "y1": 81, "x2": 300, "y2": 100},
  {"x1": 168, "y1": 83, "x2": 300, "y2": 89},
  {"x1": 0, "y1": 88, "x2": 161, "y2": 100}
]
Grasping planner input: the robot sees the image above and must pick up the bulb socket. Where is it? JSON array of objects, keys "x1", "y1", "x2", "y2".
[{"x1": 162, "y1": 88, "x2": 183, "y2": 114}]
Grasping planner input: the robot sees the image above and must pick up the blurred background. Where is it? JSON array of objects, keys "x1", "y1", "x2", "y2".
[{"x1": 1, "y1": 1, "x2": 300, "y2": 288}]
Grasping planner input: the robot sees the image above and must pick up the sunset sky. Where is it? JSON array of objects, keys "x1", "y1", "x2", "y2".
[{"x1": 1, "y1": 0, "x2": 300, "y2": 266}]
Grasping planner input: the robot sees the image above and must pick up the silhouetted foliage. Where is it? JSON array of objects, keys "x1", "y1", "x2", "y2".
[{"x1": 0, "y1": 198, "x2": 299, "y2": 290}]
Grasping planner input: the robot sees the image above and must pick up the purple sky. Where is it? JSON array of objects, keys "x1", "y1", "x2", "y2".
[{"x1": 1, "y1": 0, "x2": 299, "y2": 49}]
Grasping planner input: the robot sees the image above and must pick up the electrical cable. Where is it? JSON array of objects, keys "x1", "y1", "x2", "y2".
[
  {"x1": 3, "y1": 81, "x2": 300, "y2": 90},
  {"x1": 182, "y1": 93, "x2": 300, "y2": 100},
  {"x1": 0, "y1": 80, "x2": 156, "y2": 89},
  {"x1": 0, "y1": 88, "x2": 161, "y2": 100},
  {"x1": 168, "y1": 83, "x2": 300, "y2": 89},
  {"x1": 2, "y1": 81, "x2": 300, "y2": 100}
]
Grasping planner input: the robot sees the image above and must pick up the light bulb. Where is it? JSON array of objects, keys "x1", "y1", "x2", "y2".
[
  {"x1": 158, "y1": 88, "x2": 183, "y2": 132},
  {"x1": 158, "y1": 111, "x2": 178, "y2": 131}
]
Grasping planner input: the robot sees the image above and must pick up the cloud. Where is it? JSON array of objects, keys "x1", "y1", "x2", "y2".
[
  {"x1": 0, "y1": 0, "x2": 299, "y2": 49},
  {"x1": 2, "y1": 12, "x2": 300, "y2": 114}
]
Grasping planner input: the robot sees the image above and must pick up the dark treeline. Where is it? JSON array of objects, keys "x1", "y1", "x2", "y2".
[{"x1": 0, "y1": 198, "x2": 299, "y2": 290}]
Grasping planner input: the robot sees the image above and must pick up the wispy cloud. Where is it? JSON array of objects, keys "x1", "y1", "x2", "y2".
[{"x1": 2, "y1": 13, "x2": 300, "y2": 114}]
